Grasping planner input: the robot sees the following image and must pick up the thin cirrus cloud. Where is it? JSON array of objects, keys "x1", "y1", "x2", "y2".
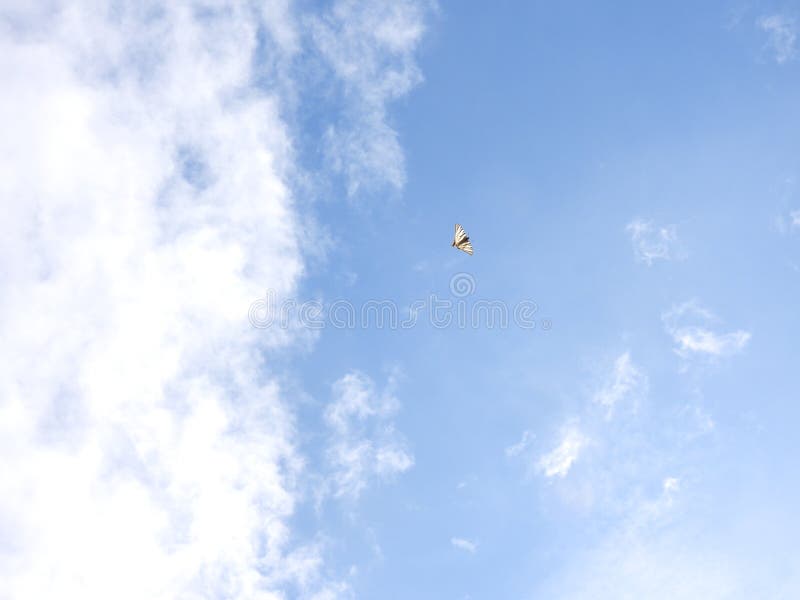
[
  {"x1": 0, "y1": 1, "x2": 427, "y2": 598},
  {"x1": 535, "y1": 351, "x2": 646, "y2": 481},
  {"x1": 777, "y1": 209, "x2": 800, "y2": 233},
  {"x1": 537, "y1": 423, "x2": 588, "y2": 478},
  {"x1": 530, "y1": 350, "x2": 711, "y2": 516},
  {"x1": 535, "y1": 504, "x2": 742, "y2": 599},
  {"x1": 626, "y1": 218, "x2": 681, "y2": 266},
  {"x1": 662, "y1": 301, "x2": 751, "y2": 361},
  {"x1": 530, "y1": 348, "x2": 732, "y2": 596},
  {"x1": 775, "y1": 210, "x2": 800, "y2": 235},
  {"x1": 534, "y1": 469, "x2": 800, "y2": 599},
  {"x1": 451, "y1": 537, "x2": 479, "y2": 554},
  {"x1": 505, "y1": 429, "x2": 535, "y2": 458},
  {"x1": 758, "y1": 14, "x2": 798, "y2": 64},
  {"x1": 592, "y1": 352, "x2": 649, "y2": 419}
]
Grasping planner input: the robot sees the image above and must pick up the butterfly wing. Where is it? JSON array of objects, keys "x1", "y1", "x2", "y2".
[
  {"x1": 453, "y1": 224, "x2": 473, "y2": 255},
  {"x1": 454, "y1": 224, "x2": 468, "y2": 244}
]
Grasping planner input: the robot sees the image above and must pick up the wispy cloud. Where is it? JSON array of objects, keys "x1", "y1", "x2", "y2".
[
  {"x1": 451, "y1": 537, "x2": 478, "y2": 553},
  {"x1": 662, "y1": 301, "x2": 751, "y2": 362},
  {"x1": 626, "y1": 219, "x2": 681, "y2": 266},
  {"x1": 534, "y1": 513, "x2": 742, "y2": 599},
  {"x1": 324, "y1": 371, "x2": 414, "y2": 500},
  {"x1": 758, "y1": 14, "x2": 798, "y2": 63},
  {"x1": 536, "y1": 356, "x2": 646, "y2": 483},
  {"x1": 533, "y1": 466, "x2": 800, "y2": 600},
  {"x1": 310, "y1": 0, "x2": 431, "y2": 196},
  {"x1": 671, "y1": 328, "x2": 751, "y2": 356},
  {"x1": 537, "y1": 424, "x2": 588, "y2": 478},
  {"x1": 529, "y1": 346, "x2": 717, "y2": 520},
  {"x1": 593, "y1": 352, "x2": 648, "y2": 419},
  {"x1": 776, "y1": 209, "x2": 800, "y2": 233},
  {"x1": 505, "y1": 430, "x2": 535, "y2": 458},
  {"x1": 663, "y1": 476, "x2": 680, "y2": 494}
]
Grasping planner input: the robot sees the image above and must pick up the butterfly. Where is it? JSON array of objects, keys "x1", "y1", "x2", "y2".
[{"x1": 451, "y1": 223, "x2": 474, "y2": 255}]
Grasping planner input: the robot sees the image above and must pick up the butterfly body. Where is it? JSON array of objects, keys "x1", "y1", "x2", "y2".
[{"x1": 452, "y1": 224, "x2": 474, "y2": 255}]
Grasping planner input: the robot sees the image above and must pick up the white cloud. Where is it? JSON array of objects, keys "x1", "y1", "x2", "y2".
[
  {"x1": 663, "y1": 477, "x2": 680, "y2": 494},
  {"x1": 758, "y1": 14, "x2": 798, "y2": 63},
  {"x1": 776, "y1": 208, "x2": 800, "y2": 269},
  {"x1": 324, "y1": 371, "x2": 414, "y2": 500},
  {"x1": 779, "y1": 209, "x2": 800, "y2": 233},
  {"x1": 505, "y1": 430, "x2": 535, "y2": 458},
  {"x1": 537, "y1": 527, "x2": 741, "y2": 599},
  {"x1": 626, "y1": 218, "x2": 680, "y2": 266},
  {"x1": 537, "y1": 424, "x2": 588, "y2": 478},
  {"x1": 662, "y1": 301, "x2": 751, "y2": 361},
  {"x1": 0, "y1": 1, "x2": 427, "y2": 598},
  {"x1": 310, "y1": 0, "x2": 430, "y2": 196},
  {"x1": 530, "y1": 350, "x2": 710, "y2": 519},
  {"x1": 671, "y1": 327, "x2": 751, "y2": 357},
  {"x1": 680, "y1": 404, "x2": 715, "y2": 439},
  {"x1": 593, "y1": 352, "x2": 648, "y2": 418},
  {"x1": 451, "y1": 537, "x2": 478, "y2": 554},
  {"x1": 534, "y1": 472, "x2": 800, "y2": 600}
]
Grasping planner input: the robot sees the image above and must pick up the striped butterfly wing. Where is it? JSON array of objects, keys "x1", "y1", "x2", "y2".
[{"x1": 453, "y1": 224, "x2": 474, "y2": 255}]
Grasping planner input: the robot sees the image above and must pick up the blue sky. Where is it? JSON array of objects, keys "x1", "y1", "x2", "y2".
[
  {"x1": 2, "y1": 1, "x2": 800, "y2": 599},
  {"x1": 299, "y1": 2, "x2": 800, "y2": 597}
]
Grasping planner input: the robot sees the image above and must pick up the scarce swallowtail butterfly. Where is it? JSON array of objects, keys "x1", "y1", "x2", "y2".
[{"x1": 452, "y1": 224, "x2": 474, "y2": 255}]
